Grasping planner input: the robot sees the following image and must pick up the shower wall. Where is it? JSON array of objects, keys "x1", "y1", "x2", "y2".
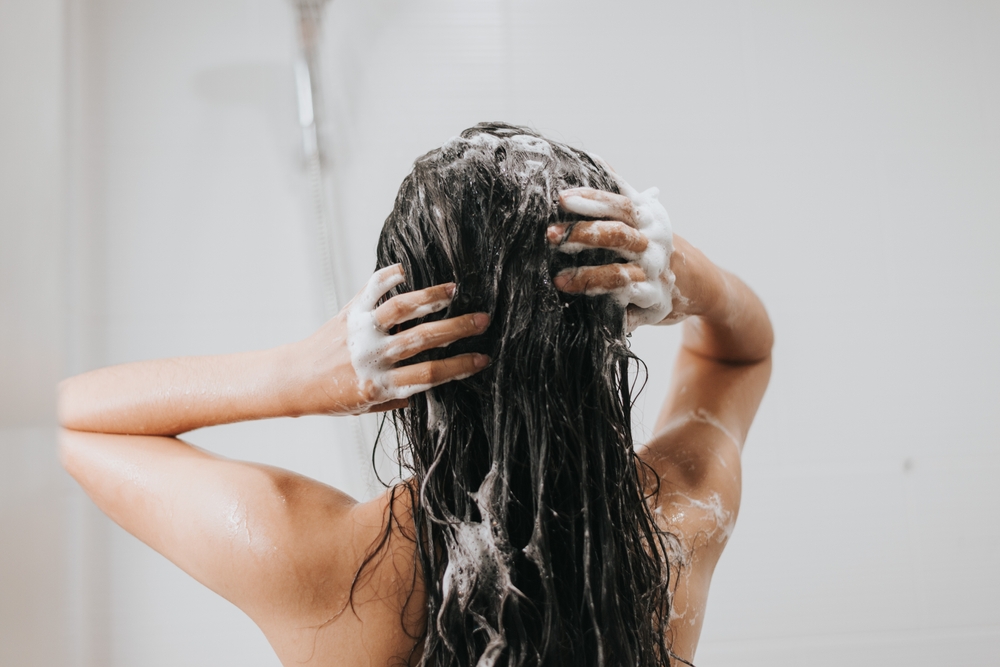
[
  {"x1": 1, "y1": 0, "x2": 998, "y2": 665},
  {"x1": 327, "y1": 4, "x2": 1000, "y2": 665},
  {"x1": 64, "y1": 0, "x2": 365, "y2": 664},
  {"x1": 0, "y1": 1, "x2": 74, "y2": 665}
]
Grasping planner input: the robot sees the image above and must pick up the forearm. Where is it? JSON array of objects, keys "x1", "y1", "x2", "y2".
[
  {"x1": 58, "y1": 267, "x2": 490, "y2": 436},
  {"x1": 672, "y1": 238, "x2": 773, "y2": 364},
  {"x1": 58, "y1": 345, "x2": 310, "y2": 436}
]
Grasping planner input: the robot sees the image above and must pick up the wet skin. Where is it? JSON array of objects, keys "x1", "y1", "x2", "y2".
[{"x1": 59, "y1": 179, "x2": 773, "y2": 665}]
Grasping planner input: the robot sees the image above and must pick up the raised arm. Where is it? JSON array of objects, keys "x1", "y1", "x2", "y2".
[
  {"x1": 59, "y1": 265, "x2": 490, "y2": 435},
  {"x1": 553, "y1": 181, "x2": 772, "y2": 663},
  {"x1": 56, "y1": 266, "x2": 489, "y2": 651}
]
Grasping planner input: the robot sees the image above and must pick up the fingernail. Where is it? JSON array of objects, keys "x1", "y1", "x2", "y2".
[
  {"x1": 473, "y1": 313, "x2": 490, "y2": 329},
  {"x1": 445, "y1": 283, "x2": 456, "y2": 297},
  {"x1": 547, "y1": 225, "x2": 563, "y2": 243},
  {"x1": 474, "y1": 354, "x2": 490, "y2": 368},
  {"x1": 554, "y1": 273, "x2": 569, "y2": 289}
]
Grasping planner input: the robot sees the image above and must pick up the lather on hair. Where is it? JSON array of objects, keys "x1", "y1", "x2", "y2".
[{"x1": 367, "y1": 122, "x2": 683, "y2": 667}]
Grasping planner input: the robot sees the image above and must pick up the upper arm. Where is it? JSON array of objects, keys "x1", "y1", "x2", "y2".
[
  {"x1": 58, "y1": 429, "x2": 362, "y2": 624},
  {"x1": 636, "y1": 347, "x2": 772, "y2": 660}
]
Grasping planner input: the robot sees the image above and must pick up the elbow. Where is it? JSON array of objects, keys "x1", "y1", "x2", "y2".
[
  {"x1": 743, "y1": 306, "x2": 775, "y2": 366},
  {"x1": 57, "y1": 429, "x2": 109, "y2": 499},
  {"x1": 57, "y1": 379, "x2": 106, "y2": 480},
  {"x1": 57, "y1": 377, "x2": 82, "y2": 430},
  {"x1": 57, "y1": 427, "x2": 85, "y2": 481},
  {"x1": 747, "y1": 296, "x2": 775, "y2": 364},
  {"x1": 740, "y1": 332, "x2": 773, "y2": 367},
  {"x1": 738, "y1": 281, "x2": 775, "y2": 364},
  {"x1": 762, "y1": 309, "x2": 775, "y2": 357},
  {"x1": 758, "y1": 327, "x2": 775, "y2": 366},
  {"x1": 57, "y1": 376, "x2": 108, "y2": 433},
  {"x1": 57, "y1": 383, "x2": 71, "y2": 429}
]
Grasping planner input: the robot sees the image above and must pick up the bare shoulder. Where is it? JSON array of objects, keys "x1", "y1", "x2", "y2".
[
  {"x1": 59, "y1": 431, "x2": 360, "y2": 609},
  {"x1": 261, "y1": 483, "x2": 425, "y2": 666},
  {"x1": 59, "y1": 429, "x2": 424, "y2": 665},
  {"x1": 634, "y1": 349, "x2": 771, "y2": 661}
]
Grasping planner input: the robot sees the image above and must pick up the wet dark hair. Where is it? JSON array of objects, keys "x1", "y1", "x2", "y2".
[{"x1": 374, "y1": 123, "x2": 680, "y2": 667}]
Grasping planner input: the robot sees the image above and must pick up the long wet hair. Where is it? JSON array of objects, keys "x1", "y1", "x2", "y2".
[{"x1": 374, "y1": 123, "x2": 679, "y2": 667}]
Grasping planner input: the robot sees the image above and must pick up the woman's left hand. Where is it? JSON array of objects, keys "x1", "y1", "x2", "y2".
[
  {"x1": 294, "y1": 264, "x2": 491, "y2": 416},
  {"x1": 546, "y1": 179, "x2": 679, "y2": 331}
]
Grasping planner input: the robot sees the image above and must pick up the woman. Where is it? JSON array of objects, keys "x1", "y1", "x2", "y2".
[{"x1": 59, "y1": 123, "x2": 772, "y2": 666}]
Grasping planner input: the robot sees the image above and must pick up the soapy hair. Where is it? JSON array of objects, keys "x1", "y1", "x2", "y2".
[{"x1": 373, "y1": 123, "x2": 681, "y2": 667}]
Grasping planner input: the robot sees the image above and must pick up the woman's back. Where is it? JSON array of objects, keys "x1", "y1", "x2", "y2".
[
  {"x1": 126, "y1": 444, "x2": 738, "y2": 667},
  {"x1": 58, "y1": 124, "x2": 773, "y2": 666}
]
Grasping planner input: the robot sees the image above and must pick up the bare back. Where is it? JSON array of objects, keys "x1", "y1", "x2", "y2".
[
  {"x1": 60, "y1": 412, "x2": 757, "y2": 666},
  {"x1": 59, "y1": 220, "x2": 772, "y2": 665}
]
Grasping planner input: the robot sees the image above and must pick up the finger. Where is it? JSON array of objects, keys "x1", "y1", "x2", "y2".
[
  {"x1": 558, "y1": 188, "x2": 639, "y2": 227},
  {"x1": 554, "y1": 263, "x2": 646, "y2": 294},
  {"x1": 373, "y1": 282, "x2": 456, "y2": 330},
  {"x1": 546, "y1": 223, "x2": 571, "y2": 244},
  {"x1": 547, "y1": 220, "x2": 648, "y2": 257},
  {"x1": 356, "y1": 264, "x2": 406, "y2": 311},
  {"x1": 389, "y1": 353, "x2": 490, "y2": 393},
  {"x1": 384, "y1": 312, "x2": 490, "y2": 363},
  {"x1": 366, "y1": 398, "x2": 409, "y2": 414}
]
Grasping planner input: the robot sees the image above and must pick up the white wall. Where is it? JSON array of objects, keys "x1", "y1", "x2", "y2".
[
  {"x1": 328, "y1": 2, "x2": 1000, "y2": 662},
  {"x1": 1, "y1": 0, "x2": 997, "y2": 665},
  {"x1": 74, "y1": 1, "x2": 364, "y2": 665},
  {"x1": 0, "y1": 1, "x2": 73, "y2": 665}
]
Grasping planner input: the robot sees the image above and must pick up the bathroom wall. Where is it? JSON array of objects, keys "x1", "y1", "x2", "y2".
[
  {"x1": 0, "y1": 1, "x2": 73, "y2": 665},
  {"x1": 1, "y1": 0, "x2": 998, "y2": 665},
  {"x1": 64, "y1": 0, "x2": 366, "y2": 664},
  {"x1": 328, "y1": 2, "x2": 1000, "y2": 662},
  {"x1": 328, "y1": 4, "x2": 1000, "y2": 665}
]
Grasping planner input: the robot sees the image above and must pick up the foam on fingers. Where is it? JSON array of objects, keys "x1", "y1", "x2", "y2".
[
  {"x1": 560, "y1": 190, "x2": 639, "y2": 228},
  {"x1": 346, "y1": 267, "x2": 404, "y2": 412},
  {"x1": 374, "y1": 282, "x2": 455, "y2": 329},
  {"x1": 551, "y1": 220, "x2": 648, "y2": 258},
  {"x1": 347, "y1": 267, "x2": 487, "y2": 412},
  {"x1": 554, "y1": 178, "x2": 678, "y2": 332},
  {"x1": 389, "y1": 353, "x2": 489, "y2": 394},
  {"x1": 384, "y1": 313, "x2": 488, "y2": 363}
]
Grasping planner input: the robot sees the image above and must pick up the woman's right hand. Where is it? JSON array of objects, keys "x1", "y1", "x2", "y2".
[
  {"x1": 548, "y1": 180, "x2": 721, "y2": 331},
  {"x1": 58, "y1": 264, "x2": 489, "y2": 436},
  {"x1": 293, "y1": 264, "x2": 491, "y2": 416}
]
